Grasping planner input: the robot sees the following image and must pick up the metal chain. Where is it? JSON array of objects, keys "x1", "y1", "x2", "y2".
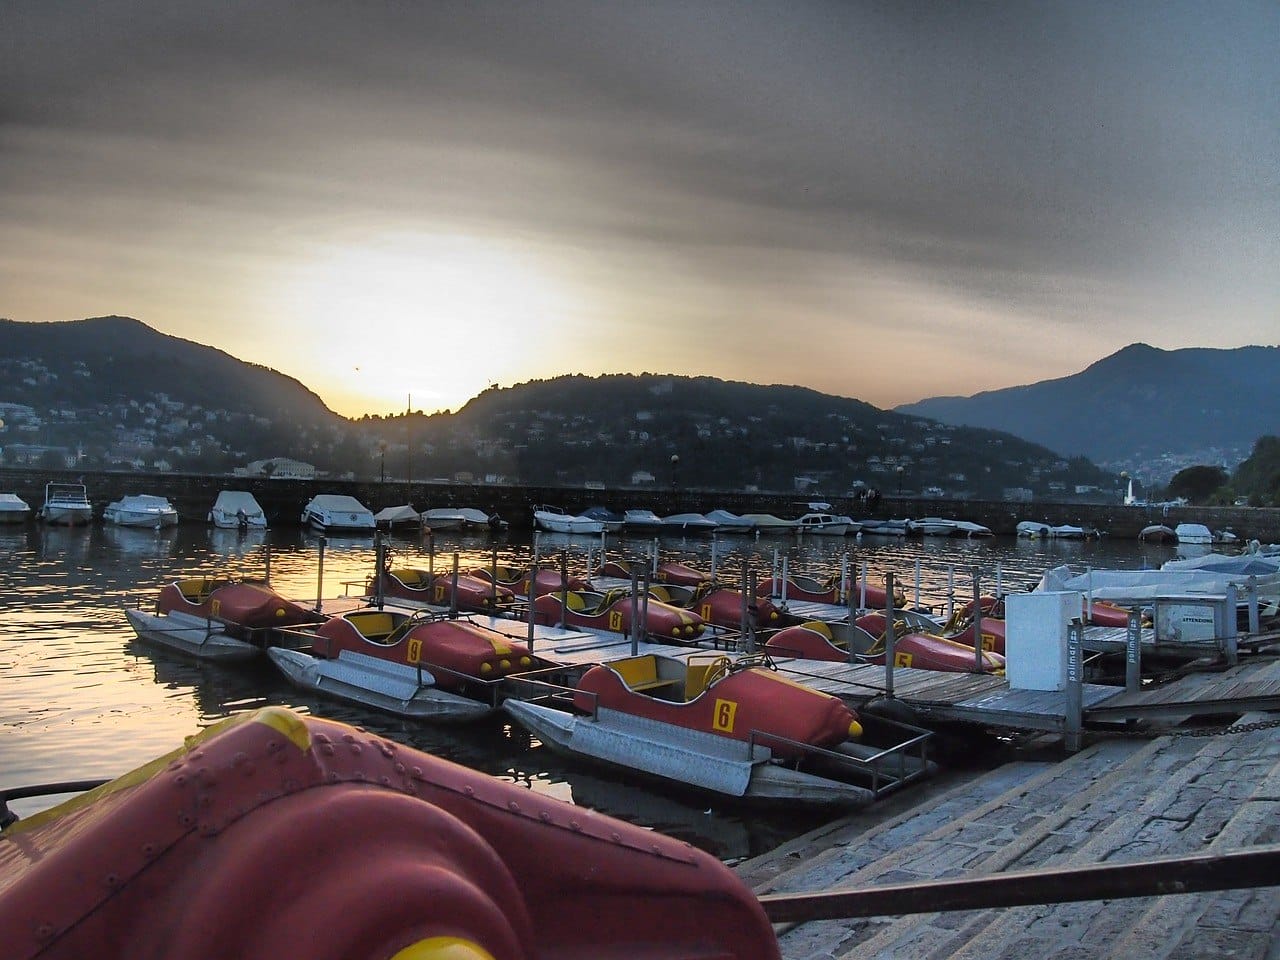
[{"x1": 1085, "y1": 717, "x2": 1280, "y2": 740}]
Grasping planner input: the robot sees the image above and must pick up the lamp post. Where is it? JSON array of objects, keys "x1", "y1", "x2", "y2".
[
  {"x1": 379, "y1": 442, "x2": 387, "y2": 483},
  {"x1": 670, "y1": 454, "x2": 680, "y2": 492}
]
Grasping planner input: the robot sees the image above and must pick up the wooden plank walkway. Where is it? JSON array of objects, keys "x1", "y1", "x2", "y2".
[{"x1": 1084, "y1": 654, "x2": 1280, "y2": 720}]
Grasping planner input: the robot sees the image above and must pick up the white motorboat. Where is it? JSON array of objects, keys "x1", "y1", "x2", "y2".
[
  {"x1": 793, "y1": 512, "x2": 851, "y2": 535},
  {"x1": 420, "y1": 507, "x2": 467, "y2": 530},
  {"x1": 660, "y1": 513, "x2": 719, "y2": 534},
  {"x1": 1174, "y1": 523, "x2": 1213, "y2": 545},
  {"x1": 738, "y1": 513, "x2": 796, "y2": 533},
  {"x1": 301, "y1": 494, "x2": 376, "y2": 533},
  {"x1": 952, "y1": 520, "x2": 994, "y2": 538},
  {"x1": 859, "y1": 518, "x2": 910, "y2": 537},
  {"x1": 533, "y1": 504, "x2": 606, "y2": 535},
  {"x1": 37, "y1": 482, "x2": 94, "y2": 526},
  {"x1": 373, "y1": 504, "x2": 422, "y2": 529},
  {"x1": 580, "y1": 507, "x2": 624, "y2": 532},
  {"x1": 908, "y1": 517, "x2": 961, "y2": 537},
  {"x1": 104, "y1": 493, "x2": 179, "y2": 529},
  {"x1": 0, "y1": 492, "x2": 31, "y2": 524},
  {"x1": 703, "y1": 509, "x2": 758, "y2": 534},
  {"x1": 209, "y1": 490, "x2": 268, "y2": 529},
  {"x1": 622, "y1": 509, "x2": 665, "y2": 533}
]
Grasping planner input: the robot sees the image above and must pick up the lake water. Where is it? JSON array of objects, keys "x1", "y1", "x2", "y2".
[{"x1": 0, "y1": 521, "x2": 1179, "y2": 861}]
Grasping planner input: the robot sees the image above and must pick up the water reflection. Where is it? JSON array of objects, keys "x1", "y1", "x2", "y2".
[{"x1": 1, "y1": 522, "x2": 1180, "y2": 855}]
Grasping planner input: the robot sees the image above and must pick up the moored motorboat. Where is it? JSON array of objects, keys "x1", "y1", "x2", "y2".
[
  {"x1": 533, "y1": 504, "x2": 606, "y2": 535},
  {"x1": 1139, "y1": 524, "x2": 1177, "y2": 543},
  {"x1": 37, "y1": 482, "x2": 93, "y2": 526},
  {"x1": 504, "y1": 652, "x2": 890, "y2": 806},
  {"x1": 907, "y1": 517, "x2": 961, "y2": 537},
  {"x1": 208, "y1": 489, "x2": 268, "y2": 529},
  {"x1": 0, "y1": 708, "x2": 776, "y2": 960},
  {"x1": 0, "y1": 492, "x2": 32, "y2": 524},
  {"x1": 621, "y1": 508, "x2": 665, "y2": 533},
  {"x1": 1174, "y1": 522, "x2": 1213, "y2": 545},
  {"x1": 738, "y1": 513, "x2": 796, "y2": 533},
  {"x1": 859, "y1": 518, "x2": 910, "y2": 537},
  {"x1": 660, "y1": 512, "x2": 719, "y2": 534},
  {"x1": 703, "y1": 508, "x2": 758, "y2": 534},
  {"x1": 301, "y1": 494, "x2": 375, "y2": 533},
  {"x1": 580, "y1": 506, "x2": 624, "y2": 532},
  {"x1": 793, "y1": 512, "x2": 852, "y2": 536},
  {"x1": 104, "y1": 493, "x2": 179, "y2": 529},
  {"x1": 372, "y1": 503, "x2": 421, "y2": 529},
  {"x1": 271, "y1": 607, "x2": 556, "y2": 720}
]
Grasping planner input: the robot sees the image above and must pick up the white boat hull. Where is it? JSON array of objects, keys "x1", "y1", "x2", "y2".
[
  {"x1": 106, "y1": 508, "x2": 178, "y2": 528},
  {"x1": 124, "y1": 608, "x2": 261, "y2": 662},
  {"x1": 503, "y1": 700, "x2": 875, "y2": 807},
  {"x1": 268, "y1": 648, "x2": 493, "y2": 721}
]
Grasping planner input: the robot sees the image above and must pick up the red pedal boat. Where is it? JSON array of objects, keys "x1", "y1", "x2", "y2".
[
  {"x1": 504, "y1": 653, "x2": 931, "y2": 805},
  {"x1": 532, "y1": 589, "x2": 705, "y2": 641},
  {"x1": 269, "y1": 608, "x2": 556, "y2": 720},
  {"x1": 598, "y1": 558, "x2": 713, "y2": 587},
  {"x1": 766, "y1": 616, "x2": 1006, "y2": 674},
  {"x1": 0, "y1": 708, "x2": 779, "y2": 960},
  {"x1": 369, "y1": 566, "x2": 515, "y2": 612},
  {"x1": 758, "y1": 575, "x2": 903, "y2": 611},
  {"x1": 471, "y1": 564, "x2": 588, "y2": 598}
]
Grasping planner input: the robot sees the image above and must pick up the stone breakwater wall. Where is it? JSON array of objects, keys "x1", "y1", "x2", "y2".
[{"x1": 3, "y1": 467, "x2": 1278, "y2": 541}]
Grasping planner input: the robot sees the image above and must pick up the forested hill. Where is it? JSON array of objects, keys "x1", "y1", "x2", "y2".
[{"x1": 1, "y1": 316, "x2": 338, "y2": 424}]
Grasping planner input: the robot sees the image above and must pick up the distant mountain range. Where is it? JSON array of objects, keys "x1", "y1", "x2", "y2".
[
  {"x1": 895, "y1": 343, "x2": 1280, "y2": 475},
  {"x1": 1, "y1": 316, "x2": 1118, "y2": 499}
]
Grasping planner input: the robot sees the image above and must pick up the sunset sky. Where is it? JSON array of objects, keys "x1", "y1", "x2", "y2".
[{"x1": 3, "y1": 2, "x2": 1276, "y2": 418}]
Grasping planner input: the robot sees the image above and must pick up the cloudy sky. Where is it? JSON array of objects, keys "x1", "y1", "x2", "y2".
[{"x1": 3, "y1": 2, "x2": 1276, "y2": 417}]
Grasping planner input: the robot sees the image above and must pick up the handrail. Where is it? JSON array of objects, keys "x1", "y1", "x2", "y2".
[{"x1": 759, "y1": 844, "x2": 1280, "y2": 923}]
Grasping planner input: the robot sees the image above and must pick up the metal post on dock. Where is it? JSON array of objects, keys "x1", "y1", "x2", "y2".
[
  {"x1": 374, "y1": 532, "x2": 385, "y2": 611},
  {"x1": 847, "y1": 576, "x2": 858, "y2": 665},
  {"x1": 946, "y1": 564, "x2": 954, "y2": 622},
  {"x1": 427, "y1": 532, "x2": 435, "y2": 581},
  {"x1": 840, "y1": 554, "x2": 849, "y2": 605},
  {"x1": 525, "y1": 555, "x2": 537, "y2": 653},
  {"x1": 883, "y1": 572, "x2": 896, "y2": 699},
  {"x1": 1125, "y1": 610, "x2": 1142, "y2": 693},
  {"x1": 996, "y1": 563, "x2": 1003, "y2": 600},
  {"x1": 640, "y1": 568, "x2": 651, "y2": 649},
  {"x1": 314, "y1": 537, "x2": 326, "y2": 614},
  {"x1": 972, "y1": 566, "x2": 984, "y2": 674},
  {"x1": 630, "y1": 565, "x2": 640, "y2": 656},
  {"x1": 1247, "y1": 576, "x2": 1260, "y2": 636},
  {"x1": 1085, "y1": 566, "x2": 1093, "y2": 622},
  {"x1": 1066, "y1": 618, "x2": 1084, "y2": 753},
  {"x1": 559, "y1": 551, "x2": 569, "y2": 630},
  {"x1": 859, "y1": 561, "x2": 867, "y2": 610},
  {"x1": 450, "y1": 553, "x2": 460, "y2": 619},
  {"x1": 710, "y1": 538, "x2": 718, "y2": 581},
  {"x1": 739, "y1": 564, "x2": 750, "y2": 650},
  {"x1": 491, "y1": 544, "x2": 499, "y2": 609},
  {"x1": 263, "y1": 542, "x2": 271, "y2": 586},
  {"x1": 745, "y1": 568, "x2": 758, "y2": 653},
  {"x1": 781, "y1": 555, "x2": 789, "y2": 608},
  {"x1": 1224, "y1": 584, "x2": 1239, "y2": 667},
  {"x1": 914, "y1": 558, "x2": 921, "y2": 611}
]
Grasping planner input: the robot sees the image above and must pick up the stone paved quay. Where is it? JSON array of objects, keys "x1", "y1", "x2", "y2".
[{"x1": 737, "y1": 714, "x2": 1280, "y2": 960}]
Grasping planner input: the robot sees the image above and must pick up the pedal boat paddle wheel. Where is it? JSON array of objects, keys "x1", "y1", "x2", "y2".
[
  {"x1": 532, "y1": 588, "x2": 705, "y2": 641},
  {"x1": 368, "y1": 566, "x2": 515, "y2": 613},
  {"x1": 0, "y1": 708, "x2": 780, "y2": 960},
  {"x1": 505, "y1": 653, "x2": 891, "y2": 806},
  {"x1": 766, "y1": 614, "x2": 1006, "y2": 674},
  {"x1": 124, "y1": 577, "x2": 324, "y2": 662},
  {"x1": 269, "y1": 608, "x2": 558, "y2": 721}
]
